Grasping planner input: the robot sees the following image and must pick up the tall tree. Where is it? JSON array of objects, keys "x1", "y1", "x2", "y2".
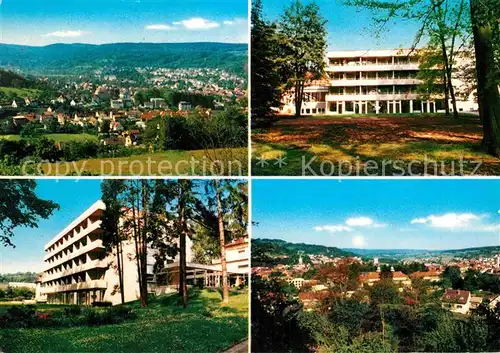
[
  {"x1": 0, "y1": 180, "x2": 59, "y2": 247},
  {"x1": 279, "y1": 0, "x2": 327, "y2": 117},
  {"x1": 470, "y1": 0, "x2": 500, "y2": 156},
  {"x1": 251, "y1": 0, "x2": 283, "y2": 124},
  {"x1": 100, "y1": 179, "x2": 127, "y2": 304},
  {"x1": 345, "y1": 0, "x2": 468, "y2": 119}
]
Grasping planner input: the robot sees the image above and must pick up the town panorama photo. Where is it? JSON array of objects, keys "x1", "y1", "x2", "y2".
[{"x1": 0, "y1": 0, "x2": 249, "y2": 177}]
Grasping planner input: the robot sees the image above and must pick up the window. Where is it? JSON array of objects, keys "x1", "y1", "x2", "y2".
[
  {"x1": 238, "y1": 264, "x2": 249, "y2": 268},
  {"x1": 312, "y1": 108, "x2": 317, "y2": 114},
  {"x1": 306, "y1": 109, "x2": 310, "y2": 114}
]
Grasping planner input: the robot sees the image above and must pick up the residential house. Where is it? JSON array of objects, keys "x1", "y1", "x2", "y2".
[{"x1": 441, "y1": 289, "x2": 471, "y2": 314}]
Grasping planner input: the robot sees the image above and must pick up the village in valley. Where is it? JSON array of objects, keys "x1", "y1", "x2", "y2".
[
  {"x1": 253, "y1": 246, "x2": 500, "y2": 314},
  {"x1": 0, "y1": 65, "x2": 247, "y2": 148}
]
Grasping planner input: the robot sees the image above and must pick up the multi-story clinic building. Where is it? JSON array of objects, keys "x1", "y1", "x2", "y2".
[
  {"x1": 38, "y1": 201, "x2": 249, "y2": 305},
  {"x1": 280, "y1": 49, "x2": 477, "y2": 116}
]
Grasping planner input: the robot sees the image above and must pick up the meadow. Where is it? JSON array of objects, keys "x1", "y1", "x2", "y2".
[
  {"x1": 0, "y1": 289, "x2": 248, "y2": 353},
  {"x1": 0, "y1": 133, "x2": 98, "y2": 142},
  {"x1": 37, "y1": 147, "x2": 248, "y2": 176}
]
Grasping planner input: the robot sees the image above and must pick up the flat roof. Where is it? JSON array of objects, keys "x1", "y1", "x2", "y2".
[
  {"x1": 327, "y1": 49, "x2": 416, "y2": 58},
  {"x1": 44, "y1": 200, "x2": 105, "y2": 251}
]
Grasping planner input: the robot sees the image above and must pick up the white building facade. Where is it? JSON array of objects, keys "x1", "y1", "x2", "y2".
[
  {"x1": 280, "y1": 49, "x2": 478, "y2": 116},
  {"x1": 38, "y1": 201, "x2": 146, "y2": 306}
]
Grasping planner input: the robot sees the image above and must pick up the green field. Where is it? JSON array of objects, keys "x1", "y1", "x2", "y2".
[
  {"x1": 0, "y1": 86, "x2": 41, "y2": 97},
  {"x1": 39, "y1": 148, "x2": 248, "y2": 176},
  {"x1": 0, "y1": 289, "x2": 248, "y2": 353},
  {"x1": 0, "y1": 134, "x2": 98, "y2": 142}
]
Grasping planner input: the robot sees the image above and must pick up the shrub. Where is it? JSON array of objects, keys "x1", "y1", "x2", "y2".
[{"x1": 92, "y1": 301, "x2": 112, "y2": 307}]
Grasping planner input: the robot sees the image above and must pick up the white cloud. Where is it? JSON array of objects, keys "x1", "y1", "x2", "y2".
[
  {"x1": 314, "y1": 225, "x2": 352, "y2": 233},
  {"x1": 346, "y1": 216, "x2": 386, "y2": 228},
  {"x1": 352, "y1": 235, "x2": 366, "y2": 247},
  {"x1": 173, "y1": 18, "x2": 220, "y2": 30},
  {"x1": 410, "y1": 213, "x2": 480, "y2": 228},
  {"x1": 145, "y1": 24, "x2": 177, "y2": 31},
  {"x1": 223, "y1": 20, "x2": 235, "y2": 25},
  {"x1": 42, "y1": 30, "x2": 87, "y2": 38},
  {"x1": 314, "y1": 216, "x2": 385, "y2": 234}
]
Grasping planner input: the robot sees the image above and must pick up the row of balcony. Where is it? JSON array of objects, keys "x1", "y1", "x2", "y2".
[
  {"x1": 44, "y1": 220, "x2": 102, "y2": 262},
  {"x1": 43, "y1": 239, "x2": 105, "y2": 273},
  {"x1": 326, "y1": 63, "x2": 420, "y2": 73},
  {"x1": 325, "y1": 93, "x2": 419, "y2": 101},
  {"x1": 42, "y1": 259, "x2": 108, "y2": 283},
  {"x1": 40, "y1": 280, "x2": 107, "y2": 294},
  {"x1": 329, "y1": 78, "x2": 420, "y2": 87}
]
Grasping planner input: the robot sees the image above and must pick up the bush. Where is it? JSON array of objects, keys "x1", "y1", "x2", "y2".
[
  {"x1": 92, "y1": 301, "x2": 112, "y2": 307},
  {"x1": 60, "y1": 140, "x2": 100, "y2": 161},
  {"x1": 0, "y1": 305, "x2": 36, "y2": 328}
]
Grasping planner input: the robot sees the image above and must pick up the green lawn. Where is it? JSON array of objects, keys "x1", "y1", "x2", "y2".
[
  {"x1": 0, "y1": 289, "x2": 248, "y2": 353},
  {"x1": 0, "y1": 87, "x2": 40, "y2": 97},
  {"x1": 0, "y1": 134, "x2": 98, "y2": 142},
  {"x1": 252, "y1": 114, "x2": 500, "y2": 176},
  {"x1": 39, "y1": 147, "x2": 248, "y2": 176}
]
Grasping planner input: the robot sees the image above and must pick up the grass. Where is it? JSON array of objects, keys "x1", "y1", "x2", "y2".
[
  {"x1": 0, "y1": 134, "x2": 98, "y2": 142},
  {"x1": 252, "y1": 113, "x2": 500, "y2": 176},
  {"x1": 38, "y1": 147, "x2": 248, "y2": 176},
  {"x1": 0, "y1": 289, "x2": 248, "y2": 353},
  {"x1": 0, "y1": 87, "x2": 40, "y2": 97}
]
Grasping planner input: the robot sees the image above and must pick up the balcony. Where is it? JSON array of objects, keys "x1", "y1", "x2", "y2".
[
  {"x1": 44, "y1": 220, "x2": 102, "y2": 262},
  {"x1": 326, "y1": 63, "x2": 420, "y2": 73},
  {"x1": 43, "y1": 240, "x2": 105, "y2": 272},
  {"x1": 329, "y1": 78, "x2": 420, "y2": 87},
  {"x1": 326, "y1": 93, "x2": 419, "y2": 101},
  {"x1": 42, "y1": 259, "x2": 108, "y2": 283},
  {"x1": 40, "y1": 280, "x2": 107, "y2": 294}
]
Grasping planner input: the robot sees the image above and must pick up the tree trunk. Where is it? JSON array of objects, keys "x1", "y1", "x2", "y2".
[
  {"x1": 294, "y1": 74, "x2": 304, "y2": 117},
  {"x1": 178, "y1": 186, "x2": 188, "y2": 308},
  {"x1": 140, "y1": 180, "x2": 149, "y2": 306},
  {"x1": 215, "y1": 181, "x2": 229, "y2": 304},
  {"x1": 131, "y1": 200, "x2": 145, "y2": 307},
  {"x1": 116, "y1": 237, "x2": 125, "y2": 304},
  {"x1": 471, "y1": 0, "x2": 500, "y2": 156},
  {"x1": 443, "y1": 71, "x2": 450, "y2": 116},
  {"x1": 447, "y1": 66, "x2": 459, "y2": 119}
]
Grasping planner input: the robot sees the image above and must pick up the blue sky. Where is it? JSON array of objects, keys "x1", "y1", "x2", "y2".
[
  {"x1": 261, "y1": 0, "x2": 422, "y2": 50},
  {"x1": 0, "y1": 180, "x2": 102, "y2": 274},
  {"x1": 0, "y1": 0, "x2": 248, "y2": 46},
  {"x1": 252, "y1": 179, "x2": 500, "y2": 251}
]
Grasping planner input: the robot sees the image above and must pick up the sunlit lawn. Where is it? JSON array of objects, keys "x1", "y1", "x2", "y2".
[
  {"x1": 36, "y1": 147, "x2": 248, "y2": 176},
  {"x1": 0, "y1": 134, "x2": 98, "y2": 142},
  {"x1": 252, "y1": 114, "x2": 500, "y2": 176},
  {"x1": 0, "y1": 289, "x2": 248, "y2": 353}
]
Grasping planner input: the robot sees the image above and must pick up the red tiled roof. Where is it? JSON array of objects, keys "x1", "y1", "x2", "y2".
[
  {"x1": 410, "y1": 271, "x2": 441, "y2": 279},
  {"x1": 442, "y1": 289, "x2": 471, "y2": 304},
  {"x1": 359, "y1": 272, "x2": 380, "y2": 281}
]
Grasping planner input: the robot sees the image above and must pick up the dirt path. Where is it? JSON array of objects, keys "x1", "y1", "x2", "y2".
[{"x1": 222, "y1": 340, "x2": 249, "y2": 353}]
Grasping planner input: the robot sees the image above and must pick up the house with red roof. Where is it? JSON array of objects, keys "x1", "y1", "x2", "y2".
[{"x1": 441, "y1": 289, "x2": 471, "y2": 314}]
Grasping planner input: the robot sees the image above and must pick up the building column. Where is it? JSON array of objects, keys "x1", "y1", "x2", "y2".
[
  {"x1": 427, "y1": 100, "x2": 430, "y2": 113},
  {"x1": 375, "y1": 101, "x2": 380, "y2": 114},
  {"x1": 421, "y1": 101, "x2": 424, "y2": 112},
  {"x1": 410, "y1": 100, "x2": 413, "y2": 113}
]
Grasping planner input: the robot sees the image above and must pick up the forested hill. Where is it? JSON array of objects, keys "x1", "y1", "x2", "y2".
[
  {"x1": 252, "y1": 238, "x2": 356, "y2": 267},
  {"x1": 0, "y1": 69, "x2": 35, "y2": 88},
  {"x1": 0, "y1": 272, "x2": 38, "y2": 283},
  {"x1": 0, "y1": 42, "x2": 248, "y2": 75}
]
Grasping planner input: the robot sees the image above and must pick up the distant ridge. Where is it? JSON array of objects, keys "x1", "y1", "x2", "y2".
[
  {"x1": 0, "y1": 42, "x2": 248, "y2": 75},
  {"x1": 344, "y1": 245, "x2": 500, "y2": 258},
  {"x1": 252, "y1": 238, "x2": 356, "y2": 267}
]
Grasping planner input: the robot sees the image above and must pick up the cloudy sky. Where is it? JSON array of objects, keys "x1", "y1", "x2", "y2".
[
  {"x1": 0, "y1": 0, "x2": 248, "y2": 46},
  {"x1": 252, "y1": 179, "x2": 500, "y2": 250}
]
